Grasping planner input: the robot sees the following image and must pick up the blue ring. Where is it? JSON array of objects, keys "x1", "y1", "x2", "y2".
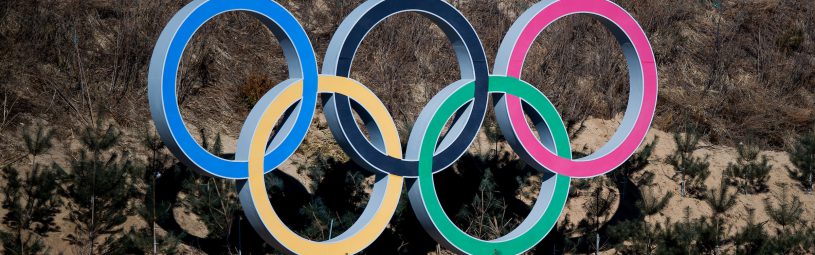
[{"x1": 148, "y1": 0, "x2": 318, "y2": 179}]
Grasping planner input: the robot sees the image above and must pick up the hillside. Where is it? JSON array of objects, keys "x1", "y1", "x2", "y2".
[{"x1": 0, "y1": 0, "x2": 813, "y2": 254}]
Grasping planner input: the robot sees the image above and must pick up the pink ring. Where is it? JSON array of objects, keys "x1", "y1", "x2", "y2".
[{"x1": 494, "y1": 0, "x2": 658, "y2": 178}]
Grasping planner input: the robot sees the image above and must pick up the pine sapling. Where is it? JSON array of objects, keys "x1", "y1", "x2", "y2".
[
  {"x1": 608, "y1": 186, "x2": 672, "y2": 254},
  {"x1": 705, "y1": 178, "x2": 738, "y2": 254},
  {"x1": 667, "y1": 130, "x2": 710, "y2": 198},
  {"x1": 764, "y1": 222, "x2": 811, "y2": 254},
  {"x1": 1, "y1": 124, "x2": 60, "y2": 255},
  {"x1": 580, "y1": 178, "x2": 617, "y2": 254},
  {"x1": 21, "y1": 123, "x2": 54, "y2": 165},
  {"x1": 787, "y1": 130, "x2": 815, "y2": 193},
  {"x1": 638, "y1": 187, "x2": 673, "y2": 217},
  {"x1": 120, "y1": 129, "x2": 181, "y2": 254},
  {"x1": 181, "y1": 129, "x2": 241, "y2": 253},
  {"x1": 60, "y1": 117, "x2": 136, "y2": 254},
  {"x1": 732, "y1": 208, "x2": 767, "y2": 255},
  {"x1": 609, "y1": 138, "x2": 658, "y2": 199},
  {"x1": 0, "y1": 165, "x2": 63, "y2": 255},
  {"x1": 661, "y1": 207, "x2": 717, "y2": 254},
  {"x1": 764, "y1": 185, "x2": 804, "y2": 233},
  {"x1": 457, "y1": 168, "x2": 513, "y2": 240},
  {"x1": 725, "y1": 142, "x2": 771, "y2": 194}
]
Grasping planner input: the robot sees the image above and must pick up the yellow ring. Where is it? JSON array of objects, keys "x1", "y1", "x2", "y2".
[{"x1": 245, "y1": 75, "x2": 403, "y2": 254}]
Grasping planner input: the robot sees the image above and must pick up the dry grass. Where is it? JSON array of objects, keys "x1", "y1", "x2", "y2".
[
  {"x1": 1, "y1": 0, "x2": 812, "y2": 151},
  {"x1": 0, "y1": 0, "x2": 813, "y2": 253}
]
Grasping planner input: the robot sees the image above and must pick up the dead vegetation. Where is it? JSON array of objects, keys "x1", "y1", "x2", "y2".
[
  {"x1": 0, "y1": 0, "x2": 813, "y2": 254},
  {"x1": 1, "y1": 0, "x2": 811, "y2": 153}
]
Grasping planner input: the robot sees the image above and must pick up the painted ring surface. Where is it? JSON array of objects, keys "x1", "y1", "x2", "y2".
[
  {"x1": 494, "y1": 0, "x2": 659, "y2": 178},
  {"x1": 322, "y1": 0, "x2": 490, "y2": 177},
  {"x1": 148, "y1": 0, "x2": 319, "y2": 179},
  {"x1": 408, "y1": 76, "x2": 571, "y2": 254},
  {"x1": 238, "y1": 76, "x2": 403, "y2": 255},
  {"x1": 149, "y1": 0, "x2": 659, "y2": 254}
]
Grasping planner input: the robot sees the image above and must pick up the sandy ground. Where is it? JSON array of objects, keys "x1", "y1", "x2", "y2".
[
  {"x1": 568, "y1": 117, "x2": 814, "y2": 238},
  {"x1": 2, "y1": 115, "x2": 813, "y2": 254}
]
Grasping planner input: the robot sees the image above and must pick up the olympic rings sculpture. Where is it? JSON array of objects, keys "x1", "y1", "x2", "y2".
[{"x1": 148, "y1": 0, "x2": 658, "y2": 254}]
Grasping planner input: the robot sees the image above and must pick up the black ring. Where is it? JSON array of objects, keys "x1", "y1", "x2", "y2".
[{"x1": 321, "y1": 0, "x2": 489, "y2": 177}]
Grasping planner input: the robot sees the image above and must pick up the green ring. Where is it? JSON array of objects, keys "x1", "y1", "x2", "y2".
[{"x1": 415, "y1": 76, "x2": 571, "y2": 254}]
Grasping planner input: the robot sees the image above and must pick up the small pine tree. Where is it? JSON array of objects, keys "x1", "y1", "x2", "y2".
[
  {"x1": 667, "y1": 131, "x2": 710, "y2": 198},
  {"x1": 609, "y1": 137, "x2": 663, "y2": 255},
  {"x1": 116, "y1": 227, "x2": 181, "y2": 255},
  {"x1": 60, "y1": 117, "x2": 137, "y2": 254},
  {"x1": 764, "y1": 226, "x2": 811, "y2": 254},
  {"x1": 609, "y1": 139, "x2": 658, "y2": 199},
  {"x1": 568, "y1": 179, "x2": 591, "y2": 198},
  {"x1": 655, "y1": 207, "x2": 717, "y2": 255},
  {"x1": 553, "y1": 214, "x2": 580, "y2": 254},
  {"x1": 637, "y1": 187, "x2": 673, "y2": 216},
  {"x1": 787, "y1": 130, "x2": 815, "y2": 193},
  {"x1": 608, "y1": 187, "x2": 672, "y2": 254},
  {"x1": 725, "y1": 142, "x2": 771, "y2": 194},
  {"x1": 0, "y1": 165, "x2": 63, "y2": 255},
  {"x1": 763, "y1": 185, "x2": 804, "y2": 233},
  {"x1": 607, "y1": 220, "x2": 660, "y2": 255},
  {"x1": 0, "y1": 125, "x2": 61, "y2": 255},
  {"x1": 297, "y1": 199, "x2": 334, "y2": 240},
  {"x1": 705, "y1": 179, "x2": 738, "y2": 216},
  {"x1": 652, "y1": 215, "x2": 691, "y2": 254},
  {"x1": 808, "y1": 224, "x2": 815, "y2": 253},
  {"x1": 21, "y1": 123, "x2": 54, "y2": 165},
  {"x1": 181, "y1": 129, "x2": 241, "y2": 253},
  {"x1": 579, "y1": 178, "x2": 617, "y2": 254},
  {"x1": 704, "y1": 178, "x2": 738, "y2": 254},
  {"x1": 613, "y1": 138, "x2": 658, "y2": 180},
  {"x1": 120, "y1": 129, "x2": 182, "y2": 254},
  {"x1": 732, "y1": 208, "x2": 768, "y2": 255},
  {"x1": 298, "y1": 163, "x2": 369, "y2": 242},
  {"x1": 483, "y1": 118, "x2": 504, "y2": 158},
  {"x1": 456, "y1": 168, "x2": 514, "y2": 240}
]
